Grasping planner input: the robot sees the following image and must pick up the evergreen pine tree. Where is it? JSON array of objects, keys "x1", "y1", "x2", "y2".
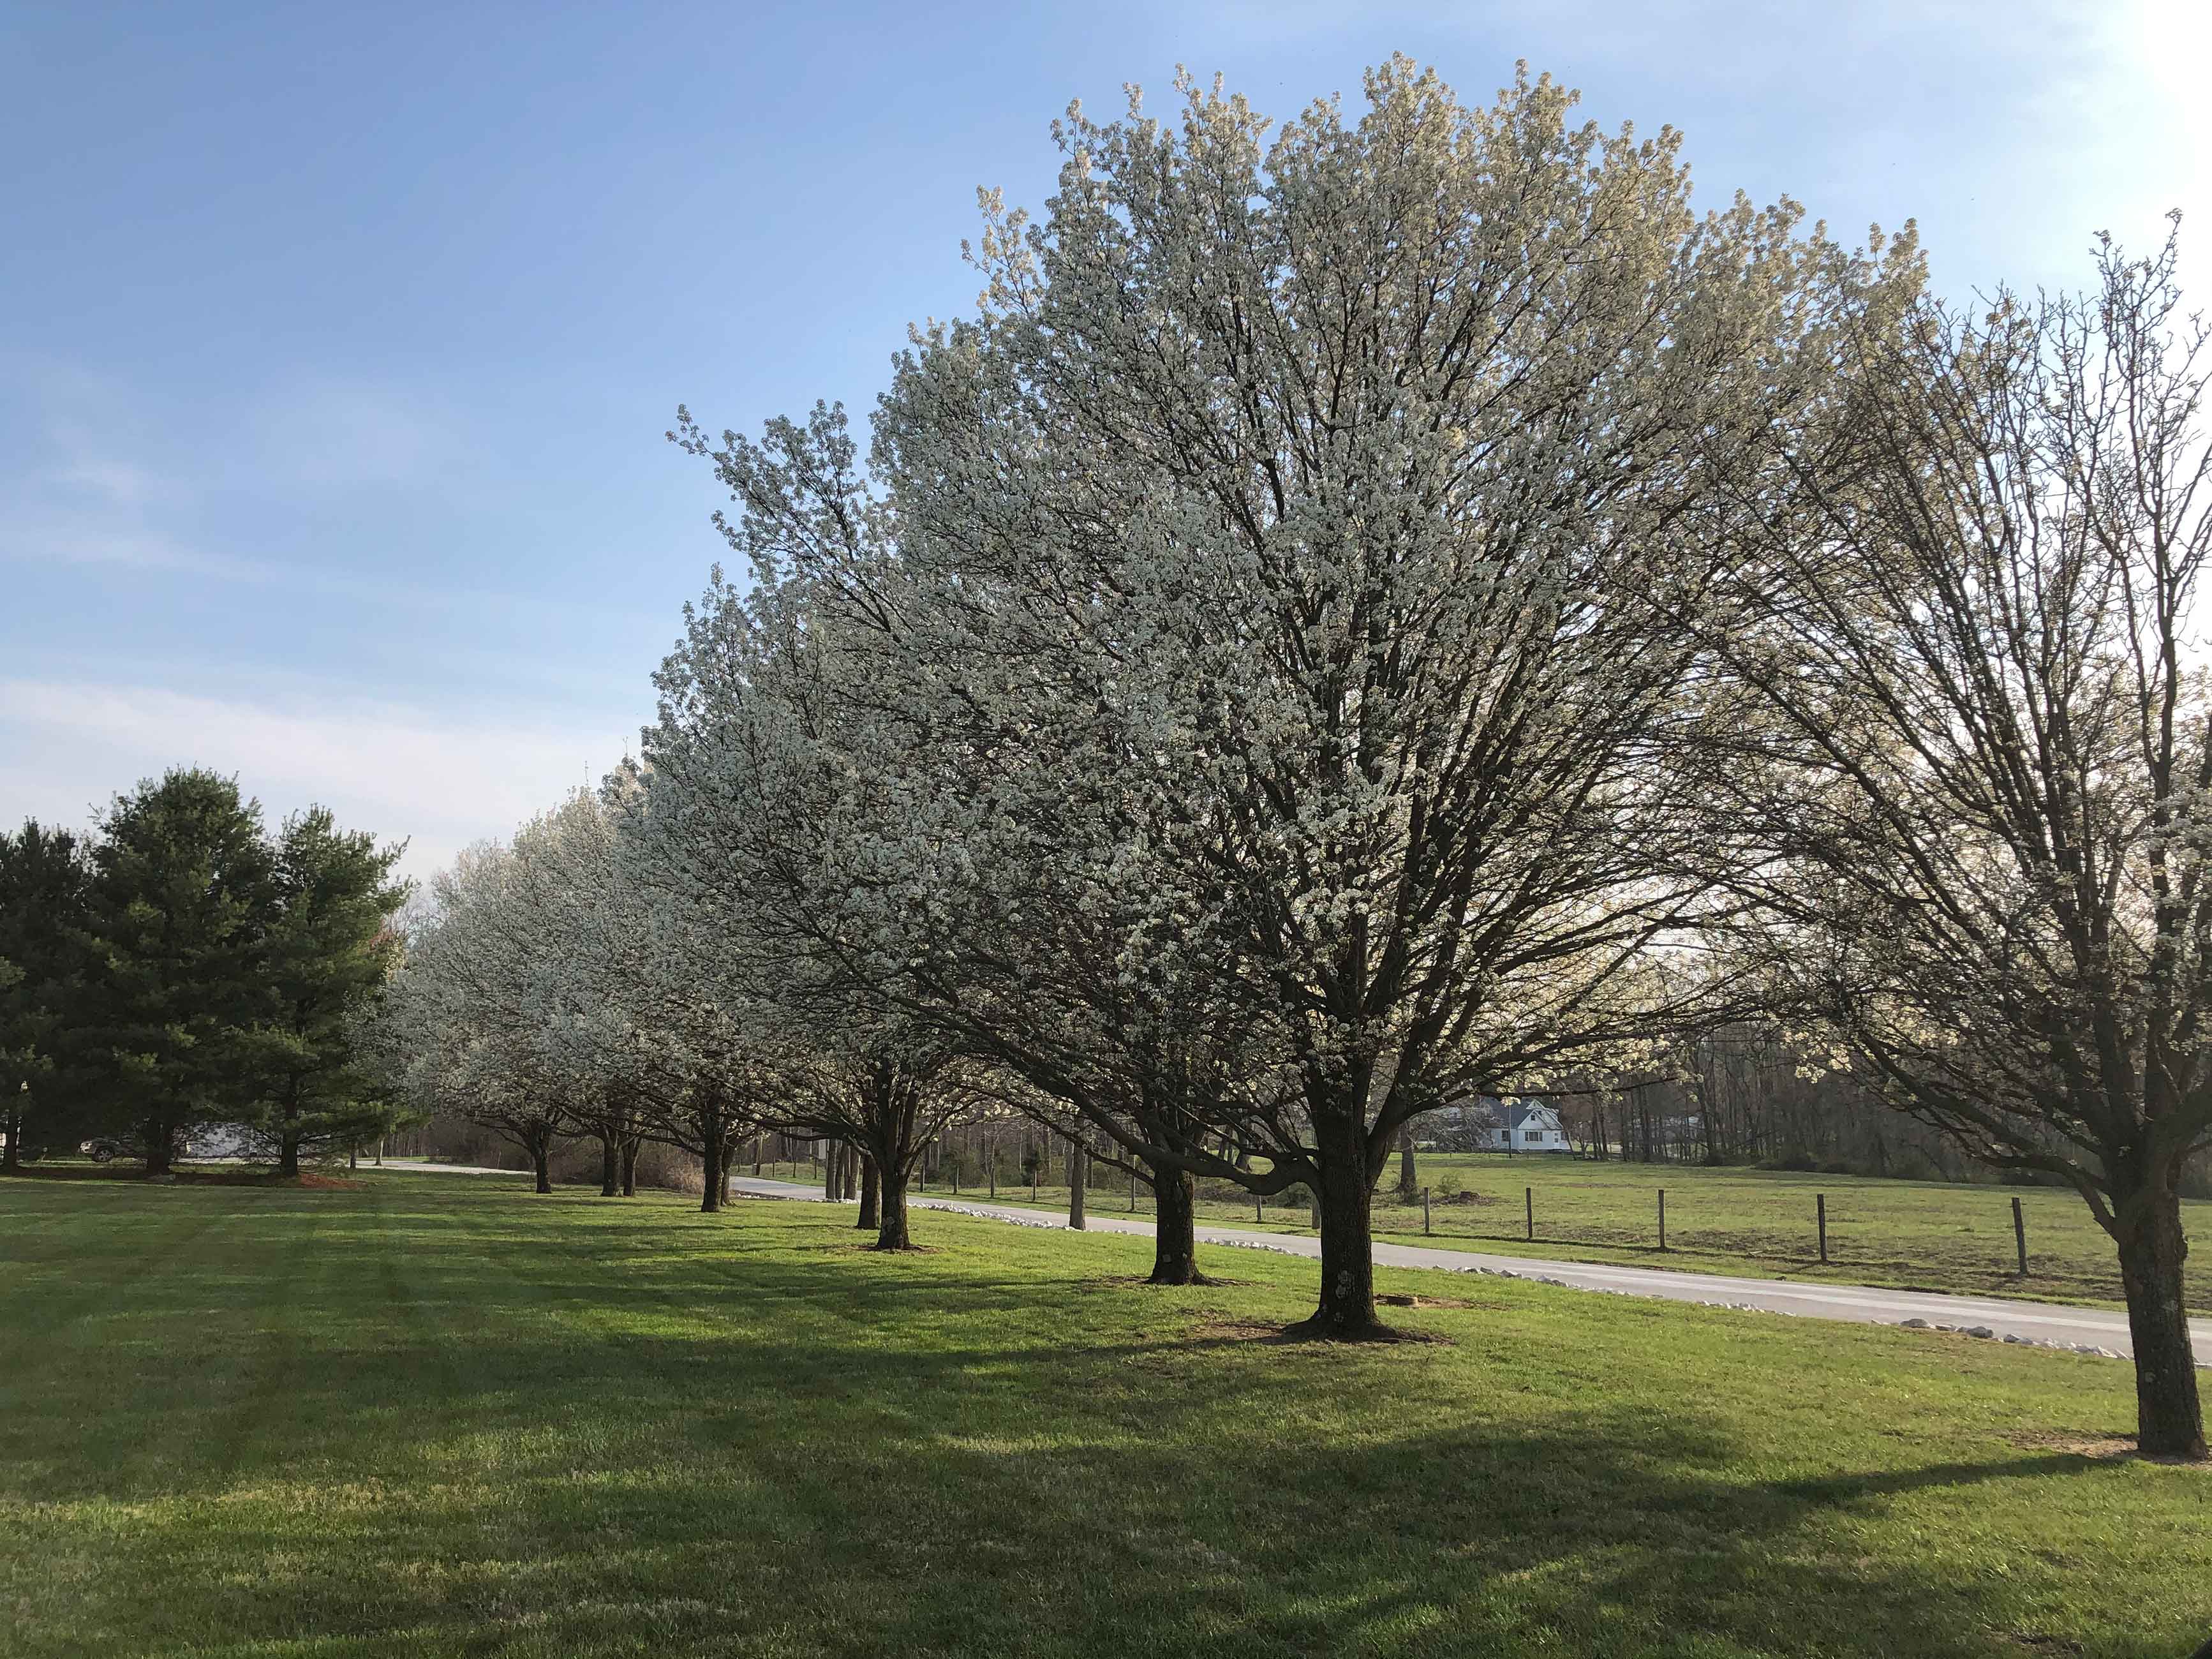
[
  {"x1": 0, "y1": 821, "x2": 93, "y2": 1170},
  {"x1": 244, "y1": 808, "x2": 412, "y2": 1175},
  {"x1": 80, "y1": 770, "x2": 277, "y2": 1175}
]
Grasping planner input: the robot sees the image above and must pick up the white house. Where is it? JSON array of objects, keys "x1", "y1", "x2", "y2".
[{"x1": 1478, "y1": 1097, "x2": 1571, "y2": 1153}]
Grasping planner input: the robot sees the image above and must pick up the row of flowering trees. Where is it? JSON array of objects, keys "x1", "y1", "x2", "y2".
[{"x1": 383, "y1": 60, "x2": 2211, "y2": 1460}]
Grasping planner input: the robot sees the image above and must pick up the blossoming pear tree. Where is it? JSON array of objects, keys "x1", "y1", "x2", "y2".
[
  {"x1": 625, "y1": 569, "x2": 976, "y2": 1249},
  {"x1": 681, "y1": 60, "x2": 1896, "y2": 1335},
  {"x1": 378, "y1": 837, "x2": 586, "y2": 1193}
]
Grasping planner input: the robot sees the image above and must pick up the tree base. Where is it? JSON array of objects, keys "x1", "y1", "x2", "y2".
[
  {"x1": 2136, "y1": 1442, "x2": 2211, "y2": 1466},
  {"x1": 1279, "y1": 1311, "x2": 1408, "y2": 1343},
  {"x1": 2135, "y1": 1429, "x2": 2211, "y2": 1464}
]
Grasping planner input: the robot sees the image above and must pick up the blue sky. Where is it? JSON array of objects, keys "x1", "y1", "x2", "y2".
[{"x1": 4, "y1": 1, "x2": 2205, "y2": 879}]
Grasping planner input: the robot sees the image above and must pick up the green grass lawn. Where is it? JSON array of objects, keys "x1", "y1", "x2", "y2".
[
  {"x1": 3, "y1": 1172, "x2": 2208, "y2": 1658},
  {"x1": 776, "y1": 1153, "x2": 2209, "y2": 1313}
]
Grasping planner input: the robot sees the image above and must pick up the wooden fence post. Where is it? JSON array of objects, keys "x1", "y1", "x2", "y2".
[
  {"x1": 1816, "y1": 1193, "x2": 1828, "y2": 1264},
  {"x1": 2012, "y1": 1196, "x2": 2028, "y2": 1276},
  {"x1": 1423, "y1": 1187, "x2": 1432, "y2": 1237},
  {"x1": 1525, "y1": 1186, "x2": 1533, "y2": 1242},
  {"x1": 1658, "y1": 1188, "x2": 1666, "y2": 1252}
]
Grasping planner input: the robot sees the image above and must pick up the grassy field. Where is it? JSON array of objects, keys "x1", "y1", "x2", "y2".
[
  {"x1": 736, "y1": 1153, "x2": 2211, "y2": 1313},
  {"x1": 3, "y1": 1173, "x2": 2208, "y2": 1659}
]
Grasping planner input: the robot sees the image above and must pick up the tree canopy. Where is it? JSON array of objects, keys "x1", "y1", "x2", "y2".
[
  {"x1": 372, "y1": 59, "x2": 2204, "y2": 1458},
  {"x1": 3, "y1": 770, "x2": 410, "y2": 1179}
]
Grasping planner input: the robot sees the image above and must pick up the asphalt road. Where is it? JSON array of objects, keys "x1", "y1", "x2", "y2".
[
  {"x1": 376, "y1": 1161, "x2": 2208, "y2": 1364},
  {"x1": 723, "y1": 1174, "x2": 2212, "y2": 1365}
]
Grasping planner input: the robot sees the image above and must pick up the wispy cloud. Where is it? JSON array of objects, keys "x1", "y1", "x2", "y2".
[
  {"x1": 0, "y1": 679, "x2": 630, "y2": 882},
  {"x1": 0, "y1": 493, "x2": 665, "y2": 643},
  {"x1": 241, "y1": 378, "x2": 464, "y2": 492},
  {"x1": 0, "y1": 506, "x2": 274, "y2": 579},
  {"x1": 50, "y1": 454, "x2": 162, "y2": 508},
  {"x1": 1, "y1": 362, "x2": 472, "y2": 571}
]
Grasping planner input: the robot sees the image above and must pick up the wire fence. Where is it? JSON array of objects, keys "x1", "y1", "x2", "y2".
[{"x1": 743, "y1": 1150, "x2": 2088, "y2": 1288}]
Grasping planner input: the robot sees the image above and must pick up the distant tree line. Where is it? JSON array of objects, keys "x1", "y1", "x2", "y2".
[
  {"x1": 0, "y1": 767, "x2": 411, "y2": 1177},
  {"x1": 1548, "y1": 1029, "x2": 2212, "y2": 1191}
]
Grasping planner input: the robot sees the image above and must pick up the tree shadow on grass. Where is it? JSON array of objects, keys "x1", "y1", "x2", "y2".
[
  {"x1": 13, "y1": 1394, "x2": 2134, "y2": 1658},
  {"x1": 4, "y1": 1185, "x2": 2193, "y2": 1658},
  {"x1": 838, "y1": 1410, "x2": 2148, "y2": 1658}
]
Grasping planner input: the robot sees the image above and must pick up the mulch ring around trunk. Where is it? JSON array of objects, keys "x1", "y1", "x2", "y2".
[
  {"x1": 2, "y1": 1165, "x2": 365, "y2": 1189},
  {"x1": 2004, "y1": 1429, "x2": 2196, "y2": 1464},
  {"x1": 1252, "y1": 1315, "x2": 1459, "y2": 1346},
  {"x1": 181, "y1": 1168, "x2": 366, "y2": 1189}
]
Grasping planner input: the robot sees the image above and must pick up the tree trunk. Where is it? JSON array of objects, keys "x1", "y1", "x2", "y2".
[
  {"x1": 598, "y1": 1133, "x2": 618, "y2": 1197},
  {"x1": 278, "y1": 1135, "x2": 302, "y2": 1179},
  {"x1": 875, "y1": 1166, "x2": 912, "y2": 1249},
  {"x1": 1148, "y1": 1164, "x2": 1206, "y2": 1284},
  {"x1": 2114, "y1": 1176, "x2": 2207, "y2": 1459},
  {"x1": 620, "y1": 1138, "x2": 638, "y2": 1196},
  {"x1": 143, "y1": 1115, "x2": 174, "y2": 1177},
  {"x1": 1, "y1": 1101, "x2": 19, "y2": 1172},
  {"x1": 1395, "y1": 1126, "x2": 1417, "y2": 1200},
  {"x1": 1067, "y1": 1142, "x2": 1087, "y2": 1230},
  {"x1": 1289, "y1": 1110, "x2": 1385, "y2": 1338},
  {"x1": 824, "y1": 1142, "x2": 842, "y2": 1203},
  {"x1": 857, "y1": 1154, "x2": 880, "y2": 1229},
  {"x1": 843, "y1": 1145, "x2": 859, "y2": 1201},
  {"x1": 700, "y1": 1136, "x2": 722, "y2": 1212},
  {"x1": 531, "y1": 1140, "x2": 552, "y2": 1195}
]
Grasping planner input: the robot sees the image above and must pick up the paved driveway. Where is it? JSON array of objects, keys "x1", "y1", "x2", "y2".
[{"x1": 724, "y1": 1174, "x2": 2211, "y2": 1365}]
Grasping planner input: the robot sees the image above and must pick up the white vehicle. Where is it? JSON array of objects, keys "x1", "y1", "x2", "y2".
[{"x1": 79, "y1": 1123, "x2": 258, "y2": 1163}]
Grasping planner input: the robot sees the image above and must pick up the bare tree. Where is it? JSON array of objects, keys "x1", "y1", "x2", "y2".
[{"x1": 1709, "y1": 224, "x2": 2212, "y2": 1459}]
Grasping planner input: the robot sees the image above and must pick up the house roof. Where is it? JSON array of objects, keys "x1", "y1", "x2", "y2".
[{"x1": 1473, "y1": 1096, "x2": 1558, "y2": 1129}]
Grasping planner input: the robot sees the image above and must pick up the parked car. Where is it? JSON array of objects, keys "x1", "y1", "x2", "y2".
[
  {"x1": 187, "y1": 1123, "x2": 256, "y2": 1161},
  {"x1": 80, "y1": 1125, "x2": 253, "y2": 1163}
]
